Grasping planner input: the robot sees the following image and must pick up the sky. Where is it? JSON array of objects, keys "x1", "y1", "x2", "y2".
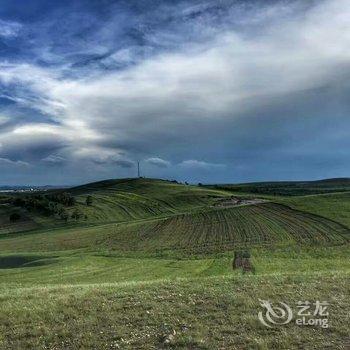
[{"x1": 0, "y1": 0, "x2": 349, "y2": 185}]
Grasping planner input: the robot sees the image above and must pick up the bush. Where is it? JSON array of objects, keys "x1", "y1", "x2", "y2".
[
  {"x1": 9, "y1": 212, "x2": 21, "y2": 222},
  {"x1": 45, "y1": 192, "x2": 75, "y2": 206},
  {"x1": 12, "y1": 198, "x2": 26, "y2": 207},
  {"x1": 71, "y1": 209, "x2": 83, "y2": 220},
  {"x1": 86, "y1": 195, "x2": 93, "y2": 206},
  {"x1": 11, "y1": 192, "x2": 76, "y2": 218},
  {"x1": 59, "y1": 210, "x2": 69, "y2": 222}
]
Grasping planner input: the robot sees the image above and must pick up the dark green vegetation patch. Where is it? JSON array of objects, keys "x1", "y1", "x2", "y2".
[{"x1": 210, "y1": 177, "x2": 350, "y2": 196}]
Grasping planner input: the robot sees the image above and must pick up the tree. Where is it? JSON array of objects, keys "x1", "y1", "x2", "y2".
[
  {"x1": 9, "y1": 212, "x2": 21, "y2": 222},
  {"x1": 12, "y1": 197, "x2": 26, "y2": 207},
  {"x1": 45, "y1": 192, "x2": 75, "y2": 206},
  {"x1": 59, "y1": 210, "x2": 69, "y2": 222},
  {"x1": 71, "y1": 209, "x2": 82, "y2": 220},
  {"x1": 86, "y1": 195, "x2": 93, "y2": 206},
  {"x1": 56, "y1": 205, "x2": 65, "y2": 216}
]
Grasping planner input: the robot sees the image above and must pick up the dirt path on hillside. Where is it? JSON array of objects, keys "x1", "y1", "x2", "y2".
[{"x1": 212, "y1": 197, "x2": 268, "y2": 208}]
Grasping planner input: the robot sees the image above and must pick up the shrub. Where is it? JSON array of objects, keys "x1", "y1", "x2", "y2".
[
  {"x1": 9, "y1": 212, "x2": 21, "y2": 222},
  {"x1": 71, "y1": 209, "x2": 83, "y2": 220},
  {"x1": 45, "y1": 192, "x2": 75, "y2": 206},
  {"x1": 86, "y1": 195, "x2": 93, "y2": 206},
  {"x1": 59, "y1": 210, "x2": 69, "y2": 222}
]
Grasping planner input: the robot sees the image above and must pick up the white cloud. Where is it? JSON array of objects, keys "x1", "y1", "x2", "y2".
[
  {"x1": 68, "y1": 146, "x2": 134, "y2": 168},
  {"x1": 42, "y1": 154, "x2": 66, "y2": 164},
  {"x1": 0, "y1": 0, "x2": 349, "y2": 166},
  {"x1": 0, "y1": 157, "x2": 28, "y2": 167},
  {"x1": 0, "y1": 116, "x2": 9, "y2": 125},
  {"x1": 145, "y1": 157, "x2": 171, "y2": 168},
  {"x1": 179, "y1": 160, "x2": 225, "y2": 169},
  {"x1": 0, "y1": 19, "x2": 21, "y2": 38}
]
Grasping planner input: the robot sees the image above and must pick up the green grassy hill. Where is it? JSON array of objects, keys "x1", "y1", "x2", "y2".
[
  {"x1": 0, "y1": 178, "x2": 230, "y2": 236},
  {"x1": 0, "y1": 177, "x2": 349, "y2": 349},
  {"x1": 208, "y1": 177, "x2": 350, "y2": 196},
  {"x1": 3, "y1": 177, "x2": 350, "y2": 235},
  {"x1": 69, "y1": 178, "x2": 229, "y2": 222},
  {"x1": 0, "y1": 178, "x2": 349, "y2": 256},
  {"x1": 1, "y1": 200, "x2": 348, "y2": 256},
  {"x1": 278, "y1": 192, "x2": 350, "y2": 227},
  {"x1": 0, "y1": 204, "x2": 40, "y2": 234}
]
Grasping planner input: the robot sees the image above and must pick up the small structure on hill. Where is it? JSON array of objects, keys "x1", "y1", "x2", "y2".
[
  {"x1": 232, "y1": 250, "x2": 255, "y2": 273},
  {"x1": 213, "y1": 197, "x2": 266, "y2": 208}
]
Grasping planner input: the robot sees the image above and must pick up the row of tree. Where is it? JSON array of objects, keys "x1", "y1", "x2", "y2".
[{"x1": 11, "y1": 193, "x2": 93, "y2": 222}]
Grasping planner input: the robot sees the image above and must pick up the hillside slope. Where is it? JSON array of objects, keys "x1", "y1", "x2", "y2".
[
  {"x1": 279, "y1": 192, "x2": 350, "y2": 227},
  {"x1": 1, "y1": 178, "x2": 349, "y2": 254},
  {"x1": 0, "y1": 179, "x2": 349, "y2": 350},
  {"x1": 67, "y1": 178, "x2": 229, "y2": 222},
  {"x1": 1, "y1": 202, "x2": 348, "y2": 255},
  {"x1": 208, "y1": 177, "x2": 350, "y2": 196},
  {"x1": 0, "y1": 178, "x2": 229, "y2": 235}
]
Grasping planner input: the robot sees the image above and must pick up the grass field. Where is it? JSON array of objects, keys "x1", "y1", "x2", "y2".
[
  {"x1": 70, "y1": 178, "x2": 229, "y2": 223},
  {"x1": 0, "y1": 178, "x2": 349, "y2": 349},
  {"x1": 0, "y1": 179, "x2": 228, "y2": 235},
  {"x1": 1, "y1": 202, "x2": 348, "y2": 256},
  {"x1": 0, "y1": 269, "x2": 349, "y2": 349},
  {"x1": 279, "y1": 192, "x2": 350, "y2": 227},
  {"x1": 208, "y1": 178, "x2": 350, "y2": 196}
]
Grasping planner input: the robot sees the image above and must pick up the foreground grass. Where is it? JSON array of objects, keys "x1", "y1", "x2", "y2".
[
  {"x1": 0, "y1": 246, "x2": 349, "y2": 349},
  {"x1": 0, "y1": 272, "x2": 349, "y2": 349},
  {"x1": 0, "y1": 182, "x2": 349, "y2": 349},
  {"x1": 0, "y1": 246, "x2": 349, "y2": 287}
]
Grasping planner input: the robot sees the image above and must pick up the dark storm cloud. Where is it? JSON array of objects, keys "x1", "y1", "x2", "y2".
[
  {"x1": 114, "y1": 159, "x2": 134, "y2": 168},
  {"x1": 0, "y1": 0, "x2": 349, "y2": 184},
  {"x1": 92, "y1": 157, "x2": 134, "y2": 169}
]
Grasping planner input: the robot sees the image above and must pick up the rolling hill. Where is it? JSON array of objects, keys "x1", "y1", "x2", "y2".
[
  {"x1": 0, "y1": 177, "x2": 350, "y2": 349},
  {"x1": 69, "y1": 178, "x2": 229, "y2": 222},
  {"x1": 208, "y1": 177, "x2": 350, "y2": 196},
  {"x1": 0, "y1": 178, "x2": 348, "y2": 255},
  {"x1": 0, "y1": 178, "x2": 230, "y2": 236}
]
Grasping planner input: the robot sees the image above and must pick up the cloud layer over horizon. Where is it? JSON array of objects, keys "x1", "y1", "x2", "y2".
[{"x1": 0, "y1": 0, "x2": 349, "y2": 185}]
